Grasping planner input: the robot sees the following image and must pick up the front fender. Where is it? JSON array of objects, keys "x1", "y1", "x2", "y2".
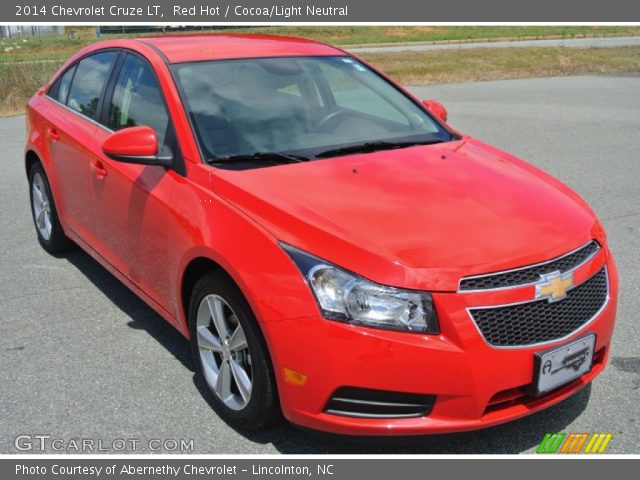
[{"x1": 172, "y1": 168, "x2": 319, "y2": 335}]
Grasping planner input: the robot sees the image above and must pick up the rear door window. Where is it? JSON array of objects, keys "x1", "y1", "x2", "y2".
[
  {"x1": 66, "y1": 51, "x2": 118, "y2": 120},
  {"x1": 56, "y1": 65, "x2": 76, "y2": 104},
  {"x1": 48, "y1": 64, "x2": 77, "y2": 104}
]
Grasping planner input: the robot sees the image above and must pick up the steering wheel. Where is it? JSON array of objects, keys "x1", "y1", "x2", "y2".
[{"x1": 314, "y1": 109, "x2": 352, "y2": 133}]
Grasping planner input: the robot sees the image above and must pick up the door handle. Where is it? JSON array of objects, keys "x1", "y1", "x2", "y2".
[
  {"x1": 90, "y1": 160, "x2": 108, "y2": 179},
  {"x1": 47, "y1": 127, "x2": 59, "y2": 141}
]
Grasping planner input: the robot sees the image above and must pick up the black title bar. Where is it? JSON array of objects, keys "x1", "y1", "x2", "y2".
[{"x1": 3, "y1": 0, "x2": 640, "y2": 22}]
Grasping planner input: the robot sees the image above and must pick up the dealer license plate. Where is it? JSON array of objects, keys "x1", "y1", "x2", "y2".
[{"x1": 533, "y1": 334, "x2": 595, "y2": 396}]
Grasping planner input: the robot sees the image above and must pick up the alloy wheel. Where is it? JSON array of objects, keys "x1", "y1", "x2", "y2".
[
  {"x1": 32, "y1": 172, "x2": 52, "y2": 240},
  {"x1": 196, "y1": 294, "x2": 253, "y2": 410}
]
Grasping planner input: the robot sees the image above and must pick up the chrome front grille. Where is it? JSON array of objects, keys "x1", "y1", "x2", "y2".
[
  {"x1": 469, "y1": 268, "x2": 608, "y2": 347},
  {"x1": 459, "y1": 241, "x2": 600, "y2": 291}
]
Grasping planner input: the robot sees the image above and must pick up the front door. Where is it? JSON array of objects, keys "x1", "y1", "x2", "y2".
[{"x1": 91, "y1": 53, "x2": 178, "y2": 316}]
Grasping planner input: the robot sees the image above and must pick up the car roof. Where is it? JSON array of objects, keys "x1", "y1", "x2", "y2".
[{"x1": 132, "y1": 33, "x2": 345, "y2": 63}]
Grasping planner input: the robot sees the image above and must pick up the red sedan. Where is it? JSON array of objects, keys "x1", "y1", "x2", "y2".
[{"x1": 24, "y1": 34, "x2": 617, "y2": 435}]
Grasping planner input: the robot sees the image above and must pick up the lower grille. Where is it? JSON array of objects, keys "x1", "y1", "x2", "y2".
[
  {"x1": 324, "y1": 387, "x2": 435, "y2": 419},
  {"x1": 470, "y1": 268, "x2": 608, "y2": 347}
]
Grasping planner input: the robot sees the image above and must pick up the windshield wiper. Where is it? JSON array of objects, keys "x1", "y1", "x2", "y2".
[
  {"x1": 315, "y1": 139, "x2": 445, "y2": 159},
  {"x1": 209, "y1": 151, "x2": 309, "y2": 165}
]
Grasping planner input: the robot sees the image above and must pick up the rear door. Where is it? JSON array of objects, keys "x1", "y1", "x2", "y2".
[{"x1": 44, "y1": 50, "x2": 119, "y2": 245}]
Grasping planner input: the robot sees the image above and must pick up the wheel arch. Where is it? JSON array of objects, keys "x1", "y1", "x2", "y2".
[
  {"x1": 25, "y1": 149, "x2": 41, "y2": 178},
  {"x1": 181, "y1": 256, "x2": 227, "y2": 328},
  {"x1": 179, "y1": 253, "x2": 266, "y2": 334}
]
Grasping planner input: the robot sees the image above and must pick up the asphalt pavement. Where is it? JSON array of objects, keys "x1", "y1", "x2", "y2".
[{"x1": 0, "y1": 75, "x2": 638, "y2": 454}]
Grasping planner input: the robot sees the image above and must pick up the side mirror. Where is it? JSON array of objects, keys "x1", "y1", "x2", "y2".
[
  {"x1": 102, "y1": 126, "x2": 173, "y2": 167},
  {"x1": 422, "y1": 99, "x2": 448, "y2": 123}
]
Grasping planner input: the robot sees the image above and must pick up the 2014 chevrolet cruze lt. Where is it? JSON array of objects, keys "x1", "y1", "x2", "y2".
[{"x1": 25, "y1": 34, "x2": 617, "y2": 435}]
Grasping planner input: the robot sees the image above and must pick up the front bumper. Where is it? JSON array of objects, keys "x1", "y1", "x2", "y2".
[{"x1": 262, "y1": 251, "x2": 618, "y2": 436}]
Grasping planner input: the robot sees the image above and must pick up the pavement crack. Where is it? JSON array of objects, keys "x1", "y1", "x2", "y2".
[{"x1": 3, "y1": 345, "x2": 25, "y2": 351}]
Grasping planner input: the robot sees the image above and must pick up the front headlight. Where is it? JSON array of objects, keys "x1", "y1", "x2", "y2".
[{"x1": 282, "y1": 244, "x2": 439, "y2": 334}]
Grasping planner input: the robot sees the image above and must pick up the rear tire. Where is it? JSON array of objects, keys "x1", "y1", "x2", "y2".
[
  {"x1": 189, "y1": 270, "x2": 281, "y2": 430},
  {"x1": 28, "y1": 162, "x2": 73, "y2": 254}
]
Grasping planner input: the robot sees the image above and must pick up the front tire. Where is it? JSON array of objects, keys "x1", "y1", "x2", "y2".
[
  {"x1": 189, "y1": 270, "x2": 281, "y2": 430},
  {"x1": 28, "y1": 162, "x2": 73, "y2": 254}
]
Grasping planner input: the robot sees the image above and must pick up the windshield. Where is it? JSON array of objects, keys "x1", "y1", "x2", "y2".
[{"x1": 172, "y1": 56, "x2": 454, "y2": 168}]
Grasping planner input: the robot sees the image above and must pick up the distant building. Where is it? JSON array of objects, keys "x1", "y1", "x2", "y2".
[{"x1": 1, "y1": 26, "x2": 65, "y2": 39}]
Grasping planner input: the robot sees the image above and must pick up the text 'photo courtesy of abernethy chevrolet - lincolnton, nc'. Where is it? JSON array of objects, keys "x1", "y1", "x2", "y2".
[{"x1": 24, "y1": 33, "x2": 617, "y2": 435}]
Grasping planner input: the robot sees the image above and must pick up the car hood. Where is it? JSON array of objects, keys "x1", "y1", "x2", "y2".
[{"x1": 211, "y1": 138, "x2": 599, "y2": 291}]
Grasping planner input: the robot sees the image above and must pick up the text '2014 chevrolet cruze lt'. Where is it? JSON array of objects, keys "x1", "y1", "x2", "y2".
[{"x1": 25, "y1": 34, "x2": 617, "y2": 435}]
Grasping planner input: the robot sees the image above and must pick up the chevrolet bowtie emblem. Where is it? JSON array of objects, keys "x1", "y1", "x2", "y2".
[{"x1": 535, "y1": 271, "x2": 573, "y2": 302}]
